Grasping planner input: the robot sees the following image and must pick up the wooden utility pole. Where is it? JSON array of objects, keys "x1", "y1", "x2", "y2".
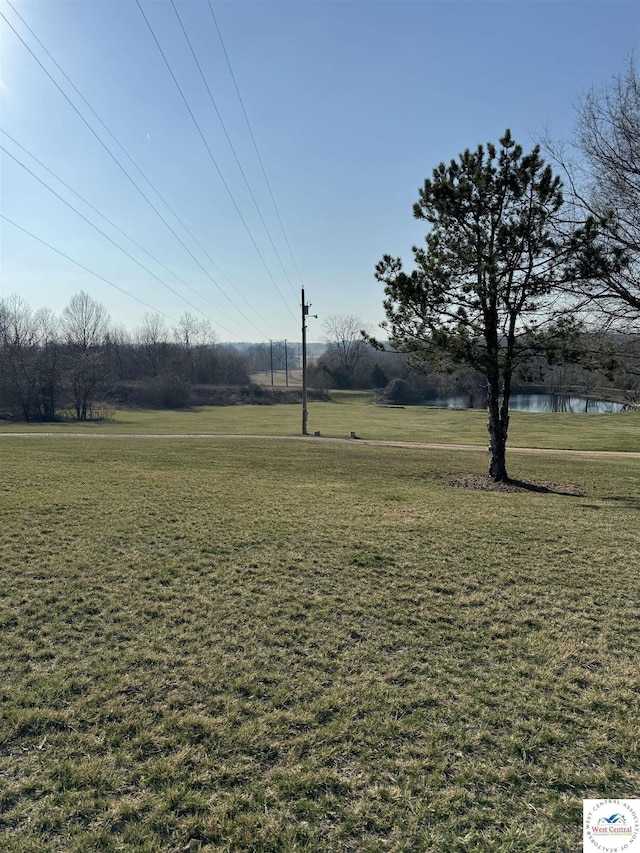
[
  {"x1": 302, "y1": 289, "x2": 309, "y2": 434},
  {"x1": 301, "y1": 288, "x2": 317, "y2": 435}
]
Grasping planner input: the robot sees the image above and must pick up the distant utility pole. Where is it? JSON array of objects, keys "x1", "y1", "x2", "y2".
[
  {"x1": 269, "y1": 339, "x2": 274, "y2": 386},
  {"x1": 284, "y1": 339, "x2": 289, "y2": 387}
]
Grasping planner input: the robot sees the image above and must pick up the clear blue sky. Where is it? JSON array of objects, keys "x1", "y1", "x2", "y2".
[{"x1": 1, "y1": 0, "x2": 638, "y2": 344}]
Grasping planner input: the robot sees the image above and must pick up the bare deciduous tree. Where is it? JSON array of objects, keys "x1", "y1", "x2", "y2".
[
  {"x1": 0, "y1": 296, "x2": 61, "y2": 421},
  {"x1": 136, "y1": 313, "x2": 169, "y2": 377},
  {"x1": 173, "y1": 313, "x2": 218, "y2": 382},
  {"x1": 61, "y1": 290, "x2": 110, "y2": 351},
  {"x1": 61, "y1": 291, "x2": 110, "y2": 420},
  {"x1": 0, "y1": 295, "x2": 39, "y2": 420},
  {"x1": 578, "y1": 59, "x2": 640, "y2": 320},
  {"x1": 322, "y1": 313, "x2": 371, "y2": 379},
  {"x1": 545, "y1": 59, "x2": 640, "y2": 325}
]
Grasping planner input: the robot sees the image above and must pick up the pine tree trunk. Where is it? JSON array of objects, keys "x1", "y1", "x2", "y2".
[{"x1": 487, "y1": 380, "x2": 508, "y2": 482}]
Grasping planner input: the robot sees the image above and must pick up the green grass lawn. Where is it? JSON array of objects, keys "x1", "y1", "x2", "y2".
[
  {"x1": 1, "y1": 391, "x2": 638, "y2": 452},
  {"x1": 1, "y1": 435, "x2": 638, "y2": 852}
]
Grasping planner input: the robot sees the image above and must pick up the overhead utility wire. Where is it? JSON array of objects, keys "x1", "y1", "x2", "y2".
[
  {"x1": 0, "y1": 143, "x2": 244, "y2": 339},
  {"x1": 3, "y1": 0, "x2": 265, "y2": 324},
  {"x1": 1, "y1": 130, "x2": 246, "y2": 336},
  {"x1": 171, "y1": 0, "x2": 297, "y2": 299},
  {"x1": 208, "y1": 0, "x2": 305, "y2": 289},
  {"x1": 0, "y1": 214, "x2": 178, "y2": 324},
  {"x1": 136, "y1": 0, "x2": 297, "y2": 323},
  {"x1": 1, "y1": 2, "x2": 271, "y2": 339}
]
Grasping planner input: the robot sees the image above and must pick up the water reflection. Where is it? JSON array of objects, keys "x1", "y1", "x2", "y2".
[
  {"x1": 423, "y1": 393, "x2": 631, "y2": 413},
  {"x1": 510, "y1": 394, "x2": 629, "y2": 413}
]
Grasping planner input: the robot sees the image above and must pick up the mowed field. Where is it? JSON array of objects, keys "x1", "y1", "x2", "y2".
[
  {"x1": 251, "y1": 370, "x2": 303, "y2": 388},
  {"x1": 1, "y1": 401, "x2": 639, "y2": 852},
  {"x1": 0, "y1": 391, "x2": 638, "y2": 452}
]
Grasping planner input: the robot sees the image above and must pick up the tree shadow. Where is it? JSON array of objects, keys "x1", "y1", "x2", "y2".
[
  {"x1": 506, "y1": 479, "x2": 585, "y2": 497},
  {"x1": 601, "y1": 495, "x2": 640, "y2": 511}
]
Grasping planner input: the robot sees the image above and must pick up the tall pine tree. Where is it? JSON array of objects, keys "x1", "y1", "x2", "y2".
[{"x1": 374, "y1": 131, "x2": 594, "y2": 481}]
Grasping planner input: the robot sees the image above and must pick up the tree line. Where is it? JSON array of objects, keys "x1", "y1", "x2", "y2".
[
  {"x1": 3, "y1": 281, "x2": 631, "y2": 425},
  {"x1": 0, "y1": 291, "x2": 301, "y2": 421}
]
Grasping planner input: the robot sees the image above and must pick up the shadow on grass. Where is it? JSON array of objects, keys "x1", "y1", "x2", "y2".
[
  {"x1": 506, "y1": 479, "x2": 585, "y2": 497},
  {"x1": 601, "y1": 494, "x2": 640, "y2": 510},
  {"x1": 438, "y1": 473, "x2": 585, "y2": 496}
]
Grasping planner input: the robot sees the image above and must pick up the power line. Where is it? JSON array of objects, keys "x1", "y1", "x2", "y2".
[
  {"x1": 0, "y1": 130, "x2": 259, "y2": 339},
  {"x1": 136, "y1": 0, "x2": 297, "y2": 323},
  {"x1": 171, "y1": 0, "x2": 298, "y2": 299},
  {"x1": 208, "y1": 0, "x2": 306, "y2": 289},
  {"x1": 1, "y1": 214, "x2": 179, "y2": 324},
  {"x1": 1, "y1": 142, "x2": 245, "y2": 340},
  {"x1": 3, "y1": 0, "x2": 269, "y2": 317},
  {"x1": 1, "y1": 2, "x2": 273, "y2": 338}
]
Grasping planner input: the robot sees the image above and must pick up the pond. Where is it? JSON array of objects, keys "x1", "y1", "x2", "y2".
[{"x1": 423, "y1": 393, "x2": 632, "y2": 414}]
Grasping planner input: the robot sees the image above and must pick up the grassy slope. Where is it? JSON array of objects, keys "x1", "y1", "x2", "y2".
[
  {"x1": 0, "y1": 392, "x2": 638, "y2": 452},
  {"x1": 1, "y1": 436, "x2": 639, "y2": 852}
]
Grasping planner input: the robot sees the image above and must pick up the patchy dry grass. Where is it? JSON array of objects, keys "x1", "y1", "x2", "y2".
[
  {"x1": 1, "y1": 391, "x2": 638, "y2": 452},
  {"x1": 0, "y1": 437, "x2": 639, "y2": 851},
  {"x1": 251, "y1": 370, "x2": 303, "y2": 388}
]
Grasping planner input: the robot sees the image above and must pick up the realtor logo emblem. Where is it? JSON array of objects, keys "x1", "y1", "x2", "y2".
[{"x1": 584, "y1": 800, "x2": 640, "y2": 852}]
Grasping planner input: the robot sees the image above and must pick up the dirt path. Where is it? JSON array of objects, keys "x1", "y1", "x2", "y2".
[{"x1": 1, "y1": 432, "x2": 639, "y2": 458}]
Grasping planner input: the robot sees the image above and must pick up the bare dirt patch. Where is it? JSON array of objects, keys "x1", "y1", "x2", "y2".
[{"x1": 440, "y1": 474, "x2": 585, "y2": 496}]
